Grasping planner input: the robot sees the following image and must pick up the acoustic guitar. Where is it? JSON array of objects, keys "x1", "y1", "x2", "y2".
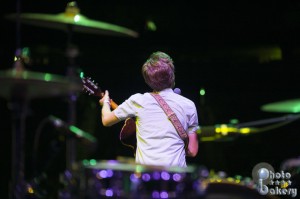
[{"x1": 81, "y1": 77, "x2": 137, "y2": 151}]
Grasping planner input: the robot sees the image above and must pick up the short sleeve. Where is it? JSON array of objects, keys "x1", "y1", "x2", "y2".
[
  {"x1": 113, "y1": 93, "x2": 142, "y2": 121},
  {"x1": 187, "y1": 103, "x2": 200, "y2": 134}
]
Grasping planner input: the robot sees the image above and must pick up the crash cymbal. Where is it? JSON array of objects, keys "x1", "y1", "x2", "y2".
[
  {"x1": 261, "y1": 99, "x2": 300, "y2": 113},
  {"x1": 6, "y1": 11, "x2": 139, "y2": 38},
  {"x1": 0, "y1": 68, "x2": 82, "y2": 99}
]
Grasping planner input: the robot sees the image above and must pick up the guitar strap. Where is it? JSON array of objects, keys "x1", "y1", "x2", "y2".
[{"x1": 150, "y1": 93, "x2": 189, "y2": 150}]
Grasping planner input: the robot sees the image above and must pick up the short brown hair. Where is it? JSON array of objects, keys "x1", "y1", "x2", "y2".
[{"x1": 142, "y1": 51, "x2": 175, "y2": 91}]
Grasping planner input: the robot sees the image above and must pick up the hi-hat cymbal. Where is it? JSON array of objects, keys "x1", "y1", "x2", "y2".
[
  {"x1": 261, "y1": 99, "x2": 300, "y2": 113},
  {"x1": 0, "y1": 68, "x2": 82, "y2": 99},
  {"x1": 6, "y1": 12, "x2": 139, "y2": 38}
]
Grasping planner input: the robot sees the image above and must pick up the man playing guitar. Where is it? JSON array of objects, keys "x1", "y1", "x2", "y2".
[{"x1": 99, "y1": 51, "x2": 199, "y2": 168}]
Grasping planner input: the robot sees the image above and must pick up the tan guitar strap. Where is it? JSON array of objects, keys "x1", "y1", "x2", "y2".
[{"x1": 150, "y1": 93, "x2": 189, "y2": 149}]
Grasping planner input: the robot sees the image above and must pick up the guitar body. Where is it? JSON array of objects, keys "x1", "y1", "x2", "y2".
[
  {"x1": 82, "y1": 77, "x2": 137, "y2": 153},
  {"x1": 119, "y1": 117, "x2": 137, "y2": 152}
]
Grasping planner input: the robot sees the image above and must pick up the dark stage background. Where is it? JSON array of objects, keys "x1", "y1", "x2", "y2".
[{"x1": 1, "y1": 1, "x2": 300, "y2": 198}]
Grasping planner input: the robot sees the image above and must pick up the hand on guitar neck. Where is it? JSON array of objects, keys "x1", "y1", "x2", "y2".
[{"x1": 82, "y1": 77, "x2": 118, "y2": 109}]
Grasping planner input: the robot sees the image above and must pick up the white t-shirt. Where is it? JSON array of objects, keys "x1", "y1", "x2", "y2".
[{"x1": 113, "y1": 88, "x2": 199, "y2": 167}]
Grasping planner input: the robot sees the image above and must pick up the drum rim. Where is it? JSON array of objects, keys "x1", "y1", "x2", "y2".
[{"x1": 76, "y1": 159, "x2": 197, "y2": 173}]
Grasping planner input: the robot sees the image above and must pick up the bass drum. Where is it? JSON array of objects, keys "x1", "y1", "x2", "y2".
[{"x1": 70, "y1": 159, "x2": 202, "y2": 199}]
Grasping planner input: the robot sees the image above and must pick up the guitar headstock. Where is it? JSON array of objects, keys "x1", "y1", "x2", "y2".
[{"x1": 81, "y1": 77, "x2": 102, "y2": 97}]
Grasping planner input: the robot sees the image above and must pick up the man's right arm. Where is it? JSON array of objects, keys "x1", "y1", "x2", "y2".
[{"x1": 186, "y1": 132, "x2": 198, "y2": 157}]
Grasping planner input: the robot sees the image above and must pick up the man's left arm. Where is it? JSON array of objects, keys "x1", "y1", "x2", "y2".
[{"x1": 99, "y1": 90, "x2": 120, "y2": 127}]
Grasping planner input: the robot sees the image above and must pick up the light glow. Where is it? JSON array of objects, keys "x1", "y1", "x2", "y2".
[
  {"x1": 74, "y1": 14, "x2": 80, "y2": 22},
  {"x1": 200, "y1": 88, "x2": 206, "y2": 96}
]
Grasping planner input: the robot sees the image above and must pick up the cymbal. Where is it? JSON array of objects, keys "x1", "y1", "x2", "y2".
[
  {"x1": 0, "y1": 68, "x2": 82, "y2": 99},
  {"x1": 198, "y1": 125, "x2": 259, "y2": 142},
  {"x1": 6, "y1": 12, "x2": 139, "y2": 38},
  {"x1": 261, "y1": 99, "x2": 300, "y2": 113}
]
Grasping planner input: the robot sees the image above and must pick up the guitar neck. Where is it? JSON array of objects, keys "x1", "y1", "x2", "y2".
[
  {"x1": 110, "y1": 100, "x2": 118, "y2": 110},
  {"x1": 82, "y1": 77, "x2": 119, "y2": 110}
]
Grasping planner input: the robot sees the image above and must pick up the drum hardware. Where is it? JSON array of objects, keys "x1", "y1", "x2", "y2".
[
  {"x1": 63, "y1": 160, "x2": 267, "y2": 199},
  {"x1": 47, "y1": 115, "x2": 97, "y2": 144},
  {"x1": 236, "y1": 114, "x2": 300, "y2": 128},
  {"x1": 0, "y1": 60, "x2": 83, "y2": 199},
  {"x1": 4, "y1": 0, "x2": 80, "y2": 199},
  {"x1": 198, "y1": 124, "x2": 259, "y2": 142},
  {"x1": 4, "y1": 1, "x2": 140, "y2": 198},
  {"x1": 5, "y1": 0, "x2": 138, "y2": 172},
  {"x1": 0, "y1": 68, "x2": 82, "y2": 100},
  {"x1": 58, "y1": 170, "x2": 82, "y2": 199},
  {"x1": 280, "y1": 157, "x2": 300, "y2": 199},
  {"x1": 3, "y1": 3, "x2": 82, "y2": 196},
  {"x1": 65, "y1": 160, "x2": 201, "y2": 199},
  {"x1": 197, "y1": 170, "x2": 267, "y2": 199},
  {"x1": 281, "y1": 157, "x2": 300, "y2": 174},
  {"x1": 198, "y1": 113, "x2": 300, "y2": 142},
  {"x1": 201, "y1": 181, "x2": 268, "y2": 199},
  {"x1": 32, "y1": 115, "x2": 97, "y2": 173},
  {"x1": 5, "y1": 1, "x2": 139, "y2": 38}
]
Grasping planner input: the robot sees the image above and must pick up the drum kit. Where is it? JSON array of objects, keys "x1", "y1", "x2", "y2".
[
  {"x1": 54, "y1": 158, "x2": 265, "y2": 199},
  {"x1": 2, "y1": 1, "x2": 138, "y2": 199},
  {"x1": 2, "y1": 1, "x2": 300, "y2": 199}
]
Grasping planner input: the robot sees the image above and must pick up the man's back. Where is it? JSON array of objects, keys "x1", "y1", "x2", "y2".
[{"x1": 113, "y1": 88, "x2": 199, "y2": 167}]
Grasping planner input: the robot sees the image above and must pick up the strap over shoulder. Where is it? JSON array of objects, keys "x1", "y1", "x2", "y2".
[{"x1": 150, "y1": 93, "x2": 189, "y2": 147}]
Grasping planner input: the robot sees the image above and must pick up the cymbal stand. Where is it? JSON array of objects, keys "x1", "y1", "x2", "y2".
[
  {"x1": 9, "y1": 87, "x2": 28, "y2": 199},
  {"x1": 9, "y1": 0, "x2": 28, "y2": 198},
  {"x1": 65, "y1": 29, "x2": 78, "y2": 171},
  {"x1": 57, "y1": 23, "x2": 81, "y2": 199},
  {"x1": 64, "y1": 1, "x2": 81, "y2": 172},
  {"x1": 59, "y1": 3, "x2": 82, "y2": 198},
  {"x1": 8, "y1": 51, "x2": 30, "y2": 199}
]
